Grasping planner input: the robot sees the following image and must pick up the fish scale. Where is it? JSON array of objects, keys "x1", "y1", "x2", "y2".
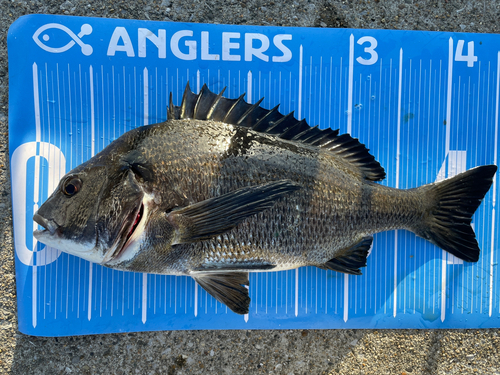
[{"x1": 33, "y1": 84, "x2": 497, "y2": 314}]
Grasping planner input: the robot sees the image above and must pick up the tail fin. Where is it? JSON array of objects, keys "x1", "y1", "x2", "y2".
[{"x1": 417, "y1": 165, "x2": 497, "y2": 262}]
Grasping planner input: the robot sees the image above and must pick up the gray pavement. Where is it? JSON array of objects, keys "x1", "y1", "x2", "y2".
[{"x1": 1, "y1": 0, "x2": 500, "y2": 374}]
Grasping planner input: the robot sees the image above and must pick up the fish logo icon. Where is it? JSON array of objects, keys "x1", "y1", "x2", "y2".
[{"x1": 32, "y1": 23, "x2": 93, "y2": 56}]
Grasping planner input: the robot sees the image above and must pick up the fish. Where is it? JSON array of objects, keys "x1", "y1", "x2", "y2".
[{"x1": 33, "y1": 83, "x2": 497, "y2": 315}]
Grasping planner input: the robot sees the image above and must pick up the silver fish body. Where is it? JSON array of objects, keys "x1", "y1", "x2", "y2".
[{"x1": 33, "y1": 84, "x2": 497, "y2": 314}]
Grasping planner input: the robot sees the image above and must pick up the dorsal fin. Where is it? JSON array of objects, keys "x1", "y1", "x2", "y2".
[{"x1": 168, "y1": 83, "x2": 386, "y2": 181}]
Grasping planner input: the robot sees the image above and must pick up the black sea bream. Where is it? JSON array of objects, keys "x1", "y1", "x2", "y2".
[{"x1": 33, "y1": 84, "x2": 497, "y2": 314}]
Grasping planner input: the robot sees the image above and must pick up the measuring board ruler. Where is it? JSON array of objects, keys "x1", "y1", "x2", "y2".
[{"x1": 8, "y1": 14, "x2": 500, "y2": 336}]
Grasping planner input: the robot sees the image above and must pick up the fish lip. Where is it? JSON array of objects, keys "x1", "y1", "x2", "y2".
[
  {"x1": 103, "y1": 201, "x2": 144, "y2": 264},
  {"x1": 33, "y1": 213, "x2": 60, "y2": 236}
]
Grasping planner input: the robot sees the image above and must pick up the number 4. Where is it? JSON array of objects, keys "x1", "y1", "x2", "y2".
[{"x1": 455, "y1": 40, "x2": 478, "y2": 68}]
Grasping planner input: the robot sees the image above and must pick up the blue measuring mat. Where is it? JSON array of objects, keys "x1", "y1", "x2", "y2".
[{"x1": 8, "y1": 14, "x2": 500, "y2": 336}]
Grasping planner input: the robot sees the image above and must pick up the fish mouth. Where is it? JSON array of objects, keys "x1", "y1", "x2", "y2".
[
  {"x1": 33, "y1": 213, "x2": 60, "y2": 237},
  {"x1": 103, "y1": 201, "x2": 144, "y2": 264}
]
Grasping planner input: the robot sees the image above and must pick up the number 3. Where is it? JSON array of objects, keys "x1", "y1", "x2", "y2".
[{"x1": 356, "y1": 36, "x2": 378, "y2": 65}]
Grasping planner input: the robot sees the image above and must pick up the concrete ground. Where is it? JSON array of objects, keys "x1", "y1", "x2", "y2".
[{"x1": 1, "y1": 0, "x2": 500, "y2": 374}]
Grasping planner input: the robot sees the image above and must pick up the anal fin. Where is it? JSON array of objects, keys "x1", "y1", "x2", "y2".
[
  {"x1": 193, "y1": 272, "x2": 250, "y2": 314},
  {"x1": 319, "y1": 236, "x2": 373, "y2": 275}
]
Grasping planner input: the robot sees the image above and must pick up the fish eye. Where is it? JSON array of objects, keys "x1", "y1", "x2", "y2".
[{"x1": 62, "y1": 177, "x2": 82, "y2": 197}]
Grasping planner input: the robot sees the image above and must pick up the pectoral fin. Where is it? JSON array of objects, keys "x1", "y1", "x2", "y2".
[
  {"x1": 167, "y1": 180, "x2": 300, "y2": 244},
  {"x1": 319, "y1": 236, "x2": 373, "y2": 275},
  {"x1": 193, "y1": 272, "x2": 250, "y2": 314}
]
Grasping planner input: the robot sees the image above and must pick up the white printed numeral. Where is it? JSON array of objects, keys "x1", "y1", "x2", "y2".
[
  {"x1": 356, "y1": 36, "x2": 378, "y2": 65},
  {"x1": 454, "y1": 40, "x2": 477, "y2": 67}
]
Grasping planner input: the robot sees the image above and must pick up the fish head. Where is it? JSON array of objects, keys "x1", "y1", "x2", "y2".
[{"x1": 33, "y1": 156, "x2": 146, "y2": 265}]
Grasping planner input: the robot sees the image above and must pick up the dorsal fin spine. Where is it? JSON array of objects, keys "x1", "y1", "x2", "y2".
[
  {"x1": 206, "y1": 87, "x2": 227, "y2": 120},
  {"x1": 291, "y1": 125, "x2": 319, "y2": 141},
  {"x1": 167, "y1": 92, "x2": 175, "y2": 120},
  {"x1": 193, "y1": 84, "x2": 208, "y2": 119},
  {"x1": 251, "y1": 104, "x2": 280, "y2": 131},
  {"x1": 308, "y1": 131, "x2": 337, "y2": 146},
  {"x1": 313, "y1": 133, "x2": 340, "y2": 148},
  {"x1": 223, "y1": 93, "x2": 246, "y2": 123},
  {"x1": 265, "y1": 111, "x2": 295, "y2": 133},
  {"x1": 180, "y1": 82, "x2": 192, "y2": 119},
  {"x1": 237, "y1": 97, "x2": 265, "y2": 125}
]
